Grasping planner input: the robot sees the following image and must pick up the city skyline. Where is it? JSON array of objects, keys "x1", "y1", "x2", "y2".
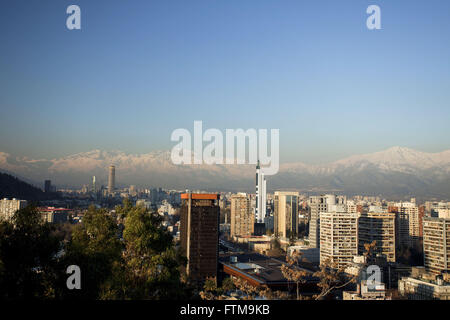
[
  {"x1": 2, "y1": 0, "x2": 450, "y2": 305},
  {"x1": 2, "y1": 145, "x2": 450, "y2": 198},
  {"x1": 1, "y1": 1, "x2": 450, "y2": 164}
]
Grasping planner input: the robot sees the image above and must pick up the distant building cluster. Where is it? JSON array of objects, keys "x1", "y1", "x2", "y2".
[
  {"x1": 6, "y1": 162, "x2": 450, "y2": 300},
  {"x1": 0, "y1": 198, "x2": 73, "y2": 224}
]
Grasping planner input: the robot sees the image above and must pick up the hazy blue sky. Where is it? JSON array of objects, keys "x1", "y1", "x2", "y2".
[{"x1": 1, "y1": 0, "x2": 450, "y2": 164}]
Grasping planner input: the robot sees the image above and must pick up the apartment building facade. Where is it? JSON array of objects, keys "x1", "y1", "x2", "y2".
[
  {"x1": 320, "y1": 208, "x2": 359, "y2": 268},
  {"x1": 230, "y1": 193, "x2": 254, "y2": 237},
  {"x1": 423, "y1": 215, "x2": 450, "y2": 275},
  {"x1": 308, "y1": 194, "x2": 346, "y2": 249},
  {"x1": 0, "y1": 198, "x2": 27, "y2": 221},
  {"x1": 390, "y1": 202, "x2": 423, "y2": 249},
  {"x1": 358, "y1": 211, "x2": 396, "y2": 262}
]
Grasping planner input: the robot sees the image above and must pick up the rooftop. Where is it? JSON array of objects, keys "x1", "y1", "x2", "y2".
[
  {"x1": 219, "y1": 252, "x2": 316, "y2": 285},
  {"x1": 181, "y1": 193, "x2": 220, "y2": 200}
]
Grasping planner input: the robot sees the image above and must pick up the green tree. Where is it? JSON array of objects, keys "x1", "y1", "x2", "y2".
[
  {"x1": 118, "y1": 202, "x2": 190, "y2": 299},
  {"x1": 60, "y1": 205, "x2": 123, "y2": 299},
  {"x1": 0, "y1": 201, "x2": 194, "y2": 300},
  {"x1": 0, "y1": 206, "x2": 62, "y2": 299}
]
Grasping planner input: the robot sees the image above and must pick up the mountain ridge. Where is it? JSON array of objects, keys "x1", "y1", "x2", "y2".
[{"x1": 1, "y1": 147, "x2": 450, "y2": 198}]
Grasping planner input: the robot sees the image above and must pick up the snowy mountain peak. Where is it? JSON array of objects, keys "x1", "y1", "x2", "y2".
[
  {"x1": 329, "y1": 146, "x2": 450, "y2": 171},
  {"x1": 1, "y1": 147, "x2": 450, "y2": 197}
]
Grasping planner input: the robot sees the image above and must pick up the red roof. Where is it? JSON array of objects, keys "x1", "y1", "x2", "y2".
[{"x1": 181, "y1": 193, "x2": 220, "y2": 200}]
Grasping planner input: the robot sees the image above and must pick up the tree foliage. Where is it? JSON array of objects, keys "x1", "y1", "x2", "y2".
[
  {"x1": 312, "y1": 241, "x2": 377, "y2": 300},
  {"x1": 118, "y1": 201, "x2": 189, "y2": 299},
  {"x1": 0, "y1": 206, "x2": 62, "y2": 299},
  {"x1": 60, "y1": 205, "x2": 123, "y2": 299},
  {"x1": 0, "y1": 201, "x2": 193, "y2": 300},
  {"x1": 312, "y1": 259, "x2": 357, "y2": 300},
  {"x1": 281, "y1": 250, "x2": 308, "y2": 300}
]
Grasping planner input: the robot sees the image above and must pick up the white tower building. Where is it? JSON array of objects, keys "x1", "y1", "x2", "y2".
[{"x1": 255, "y1": 160, "x2": 267, "y2": 223}]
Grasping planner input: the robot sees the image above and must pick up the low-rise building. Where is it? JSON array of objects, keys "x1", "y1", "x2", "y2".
[
  {"x1": 219, "y1": 252, "x2": 319, "y2": 295},
  {"x1": 39, "y1": 207, "x2": 71, "y2": 223},
  {"x1": 399, "y1": 268, "x2": 450, "y2": 300},
  {"x1": 343, "y1": 280, "x2": 391, "y2": 300},
  {"x1": 287, "y1": 246, "x2": 320, "y2": 264}
]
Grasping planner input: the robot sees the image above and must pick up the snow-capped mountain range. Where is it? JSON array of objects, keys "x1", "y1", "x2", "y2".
[{"x1": 1, "y1": 147, "x2": 450, "y2": 197}]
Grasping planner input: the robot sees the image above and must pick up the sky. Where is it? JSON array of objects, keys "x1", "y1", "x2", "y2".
[{"x1": 1, "y1": 0, "x2": 450, "y2": 164}]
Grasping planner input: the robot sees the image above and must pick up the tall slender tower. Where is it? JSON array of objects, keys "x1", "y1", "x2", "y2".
[
  {"x1": 255, "y1": 160, "x2": 266, "y2": 223},
  {"x1": 108, "y1": 165, "x2": 115, "y2": 193},
  {"x1": 92, "y1": 176, "x2": 96, "y2": 193}
]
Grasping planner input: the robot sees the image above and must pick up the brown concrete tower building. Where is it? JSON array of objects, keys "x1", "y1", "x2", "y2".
[{"x1": 180, "y1": 193, "x2": 220, "y2": 283}]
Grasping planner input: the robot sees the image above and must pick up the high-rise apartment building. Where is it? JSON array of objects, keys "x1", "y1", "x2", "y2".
[
  {"x1": 320, "y1": 207, "x2": 359, "y2": 268},
  {"x1": 180, "y1": 193, "x2": 220, "y2": 283},
  {"x1": 359, "y1": 211, "x2": 396, "y2": 262},
  {"x1": 309, "y1": 195, "x2": 328, "y2": 249},
  {"x1": 0, "y1": 198, "x2": 28, "y2": 221},
  {"x1": 108, "y1": 165, "x2": 115, "y2": 193},
  {"x1": 274, "y1": 191, "x2": 299, "y2": 239},
  {"x1": 230, "y1": 193, "x2": 254, "y2": 237},
  {"x1": 308, "y1": 194, "x2": 346, "y2": 248},
  {"x1": 390, "y1": 202, "x2": 423, "y2": 248},
  {"x1": 423, "y1": 214, "x2": 450, "y2": 275},
  {"x1": 255, "y1": 161, "x2": 267, "y2": 223}
]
